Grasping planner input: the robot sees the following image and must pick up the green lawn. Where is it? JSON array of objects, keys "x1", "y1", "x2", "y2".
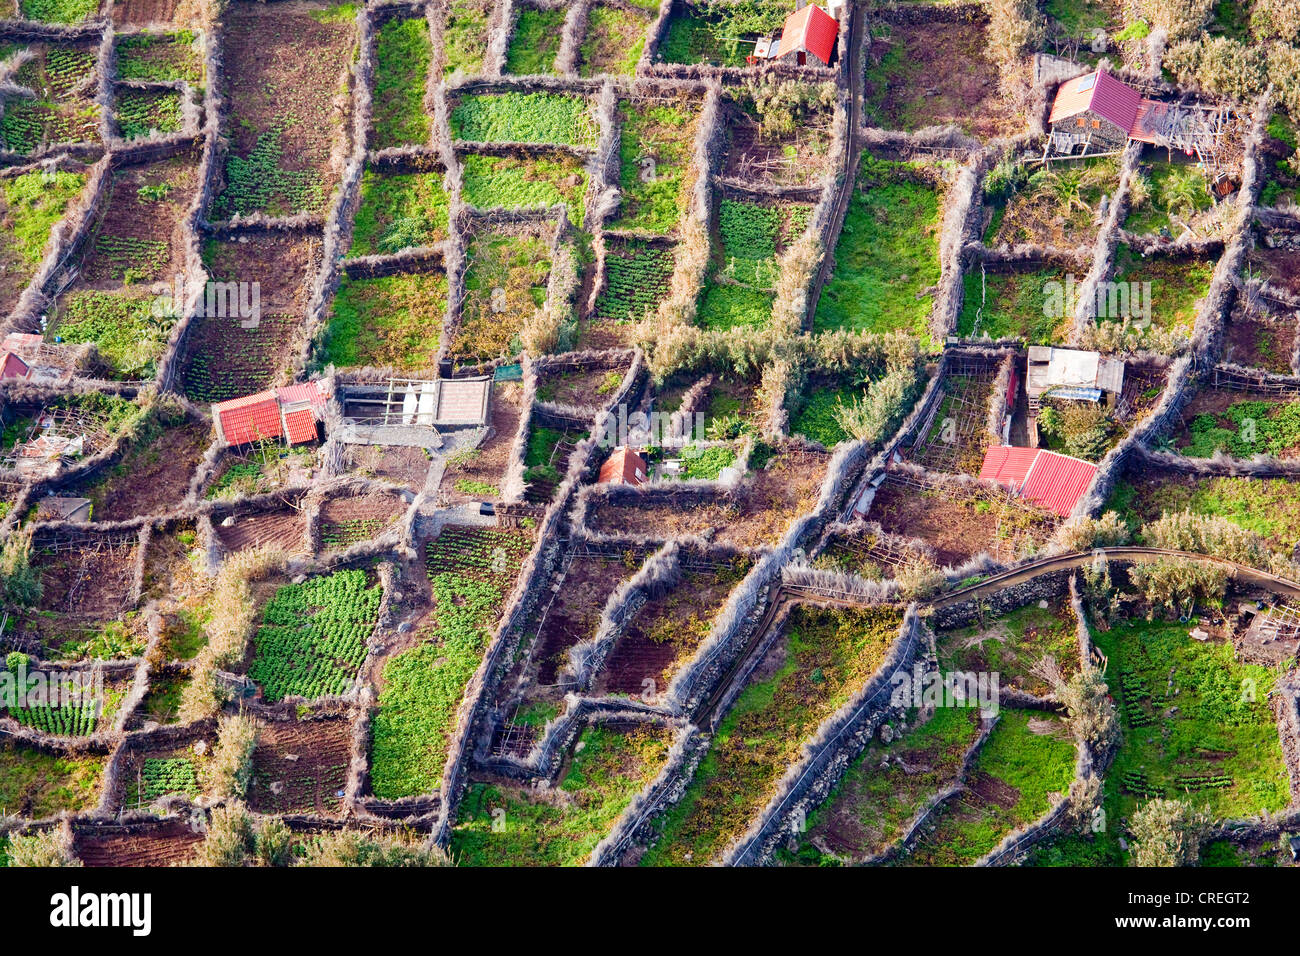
[
  {"x1": 372, "y1": 17, "x2": 432, "y2": 149},
  {"x1": 347, "y1": 169, "x2": 449, "y2": 257},
  {"x1": 505, "y1": 6, "x2": 564, "y2": 75},
  {"x1": 324, "y1": 271, "x2": 446, "y2": 370},
  {"x1": 957, "y1": 267, "x2": 1071, "y2": 343}
]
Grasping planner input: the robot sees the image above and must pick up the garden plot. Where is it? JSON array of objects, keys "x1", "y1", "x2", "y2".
[
  {"x1": 1107, "y1": 468, "x2": 1300, "y2": 551},
  {"x1": 720, "y1": 82, "x2": 834, "y2": 190},
  {"x1": 1035, "y1": 361, "x2": 1168, "y2": 463},
  {"x1": 1260, "y1": 112, "x2": 1298, "y2": 208},
  {"x1": 247, "y1": 715, "x2": 352, "y2": 815},
  {"x1": 114, "y1": 30, "x2": 203, "y2": 84},
  {"x1": 113, "y1": 87, "x2": 186, "y2": 140},
  {"x1": 245, "y1": 568, "x2": 381, "y2": 702},
  {"x1": 863, "y1": 16, "x2": 1019, "y2": 139},
  {"x1": 892, "y1": 709, "x2": 1076, "y2": 866},
  {"x1": 11, "y1": 0, "x2": 100, "y2": 21},
  {"x1": 16, "y1": 537, "x2": 142, "y2": 661},
  {"x1": 347, "y1": 444, "x2": 433, "y2": 494},
  {"x1": 138, "y1": 524, "x2": 209, "y2": 647},
  {"x1": 440, "y1": 381, "x2": 523, "y2": 504},
  {"x1": 74, "y1": 154, "x2": 199, "y2": 289},
  {"x1": 937, "y1": 599, "x2": 1082, "y2": 699},
  {"x1": 371, "y1": 15, "x2": 432, "y2": 150},
  {"x1": 813, "y1": 523, "x2": 933, "y2": 581},
  {"x1": 0, "y1": 166, "x2": 87, "y2": 316},
  {"x1": 609, "y1": 96, "x2": 699, "y2": 234},
  {"x1": 814, "y1": 155, "x2": 945, "y2": 338},
  {"x1": 505, "y1": 4, "x2": 564, "y2": 75},
  {"x1": 658, "y1": 372, "x2": 765, "y2": 437},
  {"x1": 111, "y1": 0, "x2": 197, "y2": 27},
  {"x1": 0, "y1": 42, "x2": 100, "y2": 155},
  {"x1": 522, "y1": 421, "x2": 588, "y2": 504},
  {"x1": 697, "y1": 197, "x2": 811, "y2": 331},
  {"x1": 1201, "y1": 834, "x2": 1296, "y2": 867},
  {"x1": 589, "y1": 238, "x2": 674, "y2": 343},
  {"x1": 74, "y1": 819, "x2": 202, "y2": 867},
  {"x1": 1246, "y1": 232, "x2": 1300, "y2": 302},
  {"x1": 577, "y1": 0, "x2": 658, "y2": 77},
  {"x1": 453, "y1": 722, "x2": 675, "y2": 865},
  {"x1": 348, "y1": 164, "x2": 450, "y2": 257},
  {"x1": 640, "y1": 605, "x2": 903, "y2": 866},
  {"x1": 442, "y1": 0, "x2": 493, "y2": 77},
  {"x1": 865, "y1": 472, "x2": 1056, "y2": 567},
  {"x1": 1222, "y1": 307, "x2": 1296, "y2": 375},
  {"x1": 449, "y1": 91, "x2": 599, "y2": 148},
  {"x1": 1042, "y1": 0, "x2": 1123, "y2": 63},
  {"x1": 785, "y1": 705, "x2": 984, "y2": 866},
  {"x1": 657, "y1": 0, "x2": 788, "y2": 67},
  {"x1": 204, "y1": 442, "x2": 315, "y2": 500},
  {"x1": 983, "y1": 157, "x2": 1119, "y2": 249},
  {"x1": 369, "y1": 525, "x2": 535, "y2": 799},
  {"x1": 318, "y1": 491, "x2": 407, "y2": 551},
  {"x1": 1, "y1": 392, "x2": 146, "y2": 478},
  {"x1": 63, "y1": 411, "x2": 210, "y2": 520},
  {"x1": 1105, "y1": 245, "x2": 1216, "y2": 340},
  {"x1": 585, "y1": 445, "x2": 829, "y2": 549},
  {"x1": 460, "y1": 150, "x2": 589, "y2": 225},
  {"x1": 451, "y1": 225, "x2": 552, "y2": 367},
  {"x1": 1168, "y1": 384, "x2": 1300, "y2": 460},
  {"x1": 957, "y1": 261, "x2": 1074, "y2": 344},
  {"x1": 45, "y1": 289, "x2": 172, "y2": 380},
  {"x1": 787, "y1": 372, "x2": 872, "y2": 448},
  {"x1": 213, "y1": 506, "x2": 309, "y2": 554},
  {"x1": 134, "y1": 670, "x2": 187, "y2": 726},
  {"x1": 324, "y1": 268, "x2": 447, "y2": 370},
  {"x1": 536, "y1": 358, "x2": 630, "y2": 408},
  {"x1": 1123, "y1": 160, "x2": 1224, "y2": 239},
  {"x1": 490, "y1": 550, "x2": 649, "y2": 754},
  {"x1": 4, "y1": 673, "x2": 131, "y2": 737},
  {"x1": 179, "y1": 232, "x2": 320, "y2": 402},
  {"x1": 0, "y1": 741, "x2": 105, "y2": 818},
  {"x1": 212, "y1": 0, "x2": 357, "y2": 218},
  {"x1": 113, "y1": 743, "x2": 207, "y2": 810},
  {"x1": 906, "y1": 362, "x2": 1000, "y2": 475},
  {"x1": 592, "y1": 552, "x2": 753, "y2": 697}
]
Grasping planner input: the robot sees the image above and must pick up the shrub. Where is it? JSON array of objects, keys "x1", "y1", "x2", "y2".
[
  {"x1": 1141, "y1": 510, "x2": 1274, "y2": 570},
  {"x1": 1251, "y1": 0, "x2": 1300, "y2": 42},
  {"x1": 297, "y1": 829, "x2": 450, "y2": 866},
  {"x1": 1058, "y1": 667, "x2": 1119, "y2": 750},
  {"x1": 0, "y1": 529, "x2": 43, "y2": 607},
  {"x1": 203, "y1": 714, "x2": 259, "y2": 799},
  {"x1": 831, "y1": 366, "x2": 921, "y2": 446},
  {"x1": 1127, "y1": 556, "x2": 1228, "y2": 618},
  {"x1": 1162, "y1": 37, "x2": 1267, "y2": 102},
  {"x1": 1130, "y1": 798, "x2": 1208, "y2": 866},
  {"x1": 6, "y1": 827, "x2": 79, "y2": 866},
  {"x1": 1058, "y1": 511, "x2": 1131, "y2": 551},
  {"x1": 1134, "y1": 0, "x2": 1213, "y2": 40}
]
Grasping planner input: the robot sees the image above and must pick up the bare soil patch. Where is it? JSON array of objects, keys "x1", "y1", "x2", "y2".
[
  {"x1": 247, "y1": 716, "x2": 352, "y2": 815},
  {"x1": 75, "y1": 819, "x2": 202, "y2": 866},
  {"x1": 215, "y1": 508, "x2": 308, "y2": 554}
]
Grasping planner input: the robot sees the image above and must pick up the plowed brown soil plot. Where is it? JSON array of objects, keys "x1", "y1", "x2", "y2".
[
  {"x1": 867, "y1": 476, "x2": 1052, "y2": 566},
  {"x1": 537, "y1": 361, "x2": 629, "y2": 409},
  {"x1": 215, "y1": 508, "x2": 307, "y2": 554},
  {"x1": 593, "y1": 554, "x2": 752, "y2": 697},
  {"x1": 68, "y1": 417, "x2": 210, "y2": 520},
  {"x1": 441, "y1": 381, "x2": 523, "y2": 505},
  {"x1": 346, "y1": 444, "x2": 430, "y2": 492},
  {"x1": 586, "y1": 450, "x2": 829, "y2": 548},
  {"x1": 214, "y1": 0, "x2": 356, "y2": 218},
  {"x1": 76, "y1": 820, "x2": 202, "y2": 866},
  {"x1": 318, "y1": 492, "x2": 406, "y2": 551},
  {"x1": 864, "y1": 18, "x2": 1019, "y2": 140},
  {"x1": 19, "y1": 542, "x2": 140, "y2": 657},
  {"x1": 721, "y1": 97, "x2": 832, "y2": 189},
  {"x1": 1223, "y1": 309, "x2": 1296, "y2": 375},
  {"x1": 1247, "y1": 241, "x2": 1300, "y2": 300},
  {"x1": 112, "y1": 0, "x2": 196, "y2": 27},
  {"x1": 179, "y1": 232, "x2": 320, "y2": 402},
  {"x1": 76, "y1": 155, "x2": 199, "y2": 289},
  {"x1": 247, "y1": 716, "x2": 351, "y2": 815}
]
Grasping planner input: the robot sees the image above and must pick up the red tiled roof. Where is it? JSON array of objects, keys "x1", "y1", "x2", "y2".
[
  {"x1": 598, "y1": 447, "x2": 647, "y2": 486},
  {"x1": 1049, "y1": 69, "x2": 1142, "y2": 132},
  {"x1": 214, "y1": 391, "x2": 282, "y2": 446},
  {"x1": 774, "y1": 4, "x2": 838, "y2": 66},
  {"x1": 276, "y1": 380, "x2": 329, "y2": 407},
  {"x1": 282, "y1": 407, "x2": 318, "y2": 445},
  {"x1": 0, "y1": 352, "x2": 31, "y2": 380},
  {"x1": 980, "y1": 446, "x2": 1097, "y2": 518}
]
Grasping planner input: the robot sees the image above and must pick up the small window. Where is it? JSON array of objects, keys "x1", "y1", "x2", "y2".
[
  {"x1": 1076, "y1": 117, "x2": 1086, "y2": 127},
  {"x1": 1091, "y1": 119, "x2": 1101, "y2": 129}
]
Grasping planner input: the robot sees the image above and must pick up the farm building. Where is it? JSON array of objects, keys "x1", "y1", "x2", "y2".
[
  {"x1": 0, "y1": 332, "x2": 73, "y2": 383},
  {"x1": 337, "y1": 377, "x2": 493, "y2": 448},
  {"x1": 212, "y1": 380, "x2": 330, "y2": 448},
  {"x1": 598, "y1": 446, "x2": 648, "y2": 487},
  {"x1": 0, "y1": 351, "x2": 31, "y2": 381},
  {"x1": 753, "y1": 3, "x2": 839, "y2": 67},
  {"x1": 979, "y1": 446, "x2": 1098, "y2": 518},
  {"x1": 1026, "y1": 346, "x2": 1124, "y2": 405},
  {"x1": 1048, "y1": 69, "x2": 1232, "y2": 169}
]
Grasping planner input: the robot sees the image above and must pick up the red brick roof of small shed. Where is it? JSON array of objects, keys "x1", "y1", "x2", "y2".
[
  {"x1": 1049, "y1": 69, "x2": 1142, "y2": 132},
  {"x1": 775, "y1": 4, "x2": 838, "y2": 65}
]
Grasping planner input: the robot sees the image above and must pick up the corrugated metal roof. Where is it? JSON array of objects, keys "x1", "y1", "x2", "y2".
[
  {"x1": 775, "y1": 4, "x2": 838, "y2": 65},
  {"x1": 1020, "y1": 450, "x2": 1097, "y2": 518},
  {"x1": 979, "y1": 445, "x2": 1039, "y2": 487},
  {"x1": 1048, "y1": 69, "x2": 1141, "y2": 132},
  {"x1": 1, "y1": 352, "x2": 31, "y2": 380}
]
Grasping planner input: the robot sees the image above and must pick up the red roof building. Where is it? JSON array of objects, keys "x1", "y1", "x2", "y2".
[
  {"x1": 598, "y1": 446, "x2": 648, "y2": 487},
  {"x1": 212, "y1": 380, "x2": 329, "y2": 448},
  {"x1": 979, "y1": 446, "x2": 1098, "y2": 519},
  {"x1": 1049, "y1": 69, "x2": 1142, "y2": 131},
  {"x1": 773, "y1": 4, "x2": 838, "y2": 67},
  {"x1": 0, "y1": 352, "x2": 31, "y2": 381}
]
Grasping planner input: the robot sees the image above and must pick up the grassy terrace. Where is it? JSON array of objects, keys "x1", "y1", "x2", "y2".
[
  {"x1": 444, "y1": 0, "x2": 493, "y2": 77},
  {"x1": 609, "y1": 99, "x2": 697, "y2": 234},
  {"x1": 1123, "y1": 163, "x2": 1213, "y2": 236},
  {"x1": 452, "y1": 230, "x2": 552, "y2": 365},
  {"x1": 985, "y1": 157, "x2": 1119, "y2": 248},
  {"x1": 957, "y1": 266, "x2": 1069, "y2": 343},
  {"x1": 785, "y1": 705, "x2": 984, "y2": 865},
  {"x1": 1107, "y1": 473, "x2": 1300, "y2": 546},
  {"x1": 0, "y1": 169, "x2": 85, "y2": 311},
  {"x1": 324, "y1": 270, "x2": 446, "y2": 370},
  {"x1": 1030, "y1": 619, "x2": 1289, "y2": 866},
  {"x1": 697, "y1": 199, "x2": 809, "y2": 331},
  {"x1": 1107, "y1": 245, "x2": 1215, "y2": 337},
  {"x1": 641, "y1": 605, "x2": 903, "y2": 866},
  {"x1": 579, "y1": 2, "x2": 657, "y2": 77},
  {"x1": 47, "y1": 290, "x2": 171, "y2": 379},
  {"x1": 450, "y1": 92, "x2": 598, "y2": 147},
  {"x1": 937, "y1": 601, "x2": 1081, "y2": 698},
  {"x1": 369, "y1": 527, "x2": 534, "y2": 799},
  {"x1": 897, "y1": 709, "x2": 1076, "y2": 866},
  {"x1": 461, "y1": 153, "x2": 588, "y2": 226},
  {"x1": 0, "y1": 742, "x2": 105, "y2": 818},
  {"x1": 813, "y1": 155, "x2": 943, "y2": 339},
  {"x1": 348, "y1": 170, "x2": 449, "y2": 257},
  {"x1": 372, "y1": 17, "x2": 432, "y2": 149},
  {"x1": 505, "y1": 6, "x2": 564, "y2": 75},
  {"x1": 451, "y1": 724, "x2": 673, "y2": 865}
]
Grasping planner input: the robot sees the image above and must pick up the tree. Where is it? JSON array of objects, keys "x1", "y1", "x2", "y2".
[
  {"x1": 0, "y1": 529, "x2": 43, "y2": 608},
  {"x1": 1130, "y1": 798, "x2": 1208, "y2": 866}
]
